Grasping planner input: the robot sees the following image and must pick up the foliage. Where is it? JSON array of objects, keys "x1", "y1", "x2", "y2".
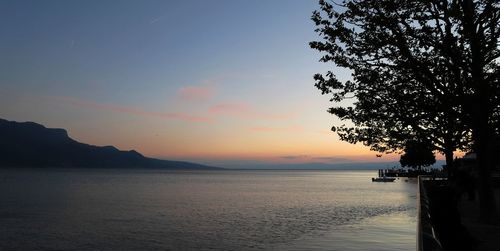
[
  {"x1": 399, "y1": 140, "x2": 436, "y2": 169},
  {"x1": 311, "y1": 0, "x2": 499, "y2": 220},
  {"x1": 309, "y1": 0, "x2": 499, "y2": 155}
]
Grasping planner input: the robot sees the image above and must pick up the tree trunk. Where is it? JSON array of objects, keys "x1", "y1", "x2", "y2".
[
  {"x1": 474, "y1": 117, "x2": 498, "y2": 222},
  {"x1": 444, "y1": 148, "x2": 455, "y2": 180},
  {"x1": 462, "y1": 0, "x2": 498, "y2": 222}
]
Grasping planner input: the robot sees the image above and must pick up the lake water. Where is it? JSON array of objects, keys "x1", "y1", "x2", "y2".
[{"x1": 0, "y1": 169, "x2": 417, "y2": 250}]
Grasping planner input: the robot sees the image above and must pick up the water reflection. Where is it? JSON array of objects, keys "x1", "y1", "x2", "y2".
[{"x1": 0, "y1": 169, "x2": 416, "y2": 250}]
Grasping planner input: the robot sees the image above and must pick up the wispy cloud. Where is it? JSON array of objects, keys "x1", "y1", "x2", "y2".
[
  {"x1": 278, "y1": 155, "x2": 354, "y2": 164},
  {"x1": 209, "y1": 102, "x2": 250, "y2": 115},
  {"x1": 177, "y1": 85, "x2": 215, "y2": 101},
  {"x1": 49, "y1": 95, "x2": 296, "y2": 124},
  {"x1": 149, "y1": 16, "x2": 163, "y2": 24},
  {"x1": 209, "y1": 102, "x2": 293, "y2": 120},
  {"x1": 249, "y1": 125, "x2": 304, "y2": 132},
  {"x1": 281, "y1": 155, "x2": 309, "y2": 160},
  {"x1": 52, "y1": 96, "x2": 211, "y2": 122},
  {"x1": 311, "y1": 156, "x2": 353, "y2": 163}
]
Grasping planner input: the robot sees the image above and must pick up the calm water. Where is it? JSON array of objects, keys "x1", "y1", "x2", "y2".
[{"x1": 0, "y1": 169, "x2": 417, "y2": 250}]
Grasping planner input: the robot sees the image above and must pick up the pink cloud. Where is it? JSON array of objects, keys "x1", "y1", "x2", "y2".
[
  {"x1": 208, "y1": 102, "x2": 292, "y2": 120},
  {"x1": 53, "y1": 96, "x2": 211, "y2": 122},
  {"x1": 209, "y1": 102, "x2": 251, "y2": 115},
  {"x1": 50, "y1": 96, "x2": 294, "y2": 123},
  {"x1": 249, "y1": 125, "x2": 304, "y2": 132},
  {"x1": 177, "y1": 86, "x2": 214, "y2": 101}
]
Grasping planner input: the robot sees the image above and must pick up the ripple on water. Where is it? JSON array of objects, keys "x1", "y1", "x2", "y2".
[{"x1": 0, "y1": 169, "x2": 417, "y2": 251}]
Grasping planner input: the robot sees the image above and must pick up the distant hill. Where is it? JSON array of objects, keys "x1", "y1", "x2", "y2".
[
  {"x1": 218, "y1": 161, "x2": 446, "y2": 170},
  {"x1": 0, "y1": 118, "x2": 220, "y2": 169}
]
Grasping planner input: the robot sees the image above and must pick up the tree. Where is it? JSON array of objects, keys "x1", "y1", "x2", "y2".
[
  {"x1": 311, "y1": 0, "x2": 472, "y2": 163},
  {"x1": 311, "y1": 0, "x2": 499, "y2": 221},
  {"x1": 400, "y1": 140, "x2": 436, "y2": 169}
]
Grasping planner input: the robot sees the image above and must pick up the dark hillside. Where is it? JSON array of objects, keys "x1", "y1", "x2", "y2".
[{"x1": 0, "y1": 118, "x2": 219, "y2": 169}]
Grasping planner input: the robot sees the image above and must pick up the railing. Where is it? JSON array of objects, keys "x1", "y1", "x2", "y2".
[{"x1": 417, "y1": 176, "x2": 445, "y2": 251}]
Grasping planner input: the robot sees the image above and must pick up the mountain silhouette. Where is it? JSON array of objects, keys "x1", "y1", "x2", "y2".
[{"x1": 0, "y1": 118, "x2": 220, "y2": 169}]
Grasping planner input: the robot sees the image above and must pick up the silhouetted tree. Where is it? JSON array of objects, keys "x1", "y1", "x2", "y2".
[
  {"x1": 311, "y1": 0, "x2": 499, "y2": 221},
  {"x1": 400, "y1": 140, "x2": 436, "y2": 169}
]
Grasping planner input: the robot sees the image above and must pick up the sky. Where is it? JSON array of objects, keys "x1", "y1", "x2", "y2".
[{"x1": 0, "y1": 0, "x2": 399, "y2": 167}]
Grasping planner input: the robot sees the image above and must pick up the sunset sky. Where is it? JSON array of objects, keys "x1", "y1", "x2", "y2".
[{"x1": 0, "y1": 0, "x2": 398, "y2": 167}]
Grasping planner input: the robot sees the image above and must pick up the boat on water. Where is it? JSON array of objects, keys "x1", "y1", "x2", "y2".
[
  {"x1": 372, "y1": 176, "x2": 396, "y2": 182},
  {"x1": 372, "y1": 169, "x2": 396, "y2": 182}
]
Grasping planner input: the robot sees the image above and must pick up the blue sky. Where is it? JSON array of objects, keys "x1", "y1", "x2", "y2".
[{"x1": 0, "y1": 0, "x2": 388, "y2": 167}]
